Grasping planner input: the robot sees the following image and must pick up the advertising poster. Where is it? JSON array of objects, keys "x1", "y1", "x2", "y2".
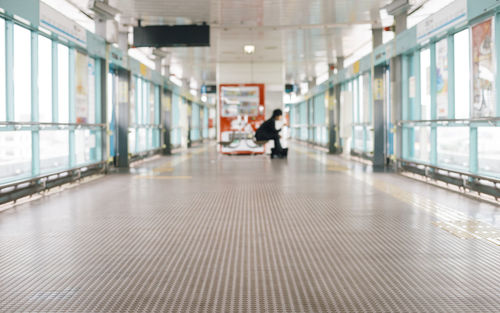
[
  {"x1": 75, "y1": 52, "x2": 89, "y2": 124},
  {"x1": 436, "y1": 39, "x2": 448, "y2": 118},
  {"x1": 472, "y1": 19, "x2": 495, "y2": 117}
]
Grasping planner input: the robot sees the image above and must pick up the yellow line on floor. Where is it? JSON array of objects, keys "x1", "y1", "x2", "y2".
[{"x1": 292, "y1": 145, "x2": 500, "y2": 246}]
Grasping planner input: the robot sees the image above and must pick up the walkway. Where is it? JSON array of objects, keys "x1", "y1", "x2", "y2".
[{"x1": 1, "y1": 143, "x2": 499, "y2": 312}]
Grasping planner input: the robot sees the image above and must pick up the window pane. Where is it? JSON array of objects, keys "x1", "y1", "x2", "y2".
[
  {"x1": 454, "y1": 29, "x2": 470, "y2": 119},
  {"x1": 478, "y1": 127, "x2": 500, "y2": 176},
  {"x1": 435, "y1": 38, "x2": 448, "y2": 118},
  {"x1": 75, "y1": 51, "x2": 89, "y2": 123},
  {"x1": 437, "y1": 127, "x2": 469, "y2": 169},
  {"x1": 420, "y1": 48, "x2": 431, "y2": 120},
  {"x1": 40, "y1": 130, "x2": 69, "y2": 173},
  {"x1": 413, "y1": 126, "x2": 431, "y2": 163},
  {"x1": 14, "y1": 25, "x2": 31, "y2": 122},
  {"x1": 128, "y1": 128, "x2": 136, "y2": 154},
  {"x1": 0, "y1": 18, "x2": 5, "y2": 121},
  {"x1": 38, "y1": 35, "x2": 52, "y2": 123},
  {"x1": 75, "y1": 129, "x2": 95, "y2": 165},
  {"x1": 149, "y1": 83, "x2": 155, "y2": 124},
  {"x1": 58, "y1": 44, "x2": 69, "y2": 123},
  {"x1": 358, "y1": 76, "x2": 364, "y2": 122},
  {"x1": 0, "y1": 131, "x2": 31, "y2": 181}
]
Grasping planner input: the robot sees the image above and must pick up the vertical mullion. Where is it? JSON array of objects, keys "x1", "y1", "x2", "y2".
[
  {"x1": 52, "y1": 39, "x2": 58, "y2": 123},
  {"x1": 5, "y1": 20, "x2": 13, "y2": 121},
  {"x1": 470, "y1": 126, "x2": 478, "y2": 174},
  {"x1": 447, "y1": 35, "x2": 455, "y2": 119},
  {"x1": 155, "y1": 84, "x2": 160, "y2": 147},
  {"x1": 430, "y1": 42, "x2": 437, "y2": 165},
  {"x1": 31, "y1": 31, "x2": 39, "y2": 177},
  {"x1": 69, "y1": 47, "x2": 75, "y2": 167}
]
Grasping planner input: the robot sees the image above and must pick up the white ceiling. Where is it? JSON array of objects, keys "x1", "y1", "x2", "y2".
[{"x1": 70, "y1": 0, "x2": 399, "y2": 86}]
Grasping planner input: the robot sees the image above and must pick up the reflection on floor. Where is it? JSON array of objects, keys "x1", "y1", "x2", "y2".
[{"x1": 1, "y1": 143, "x2": 499, "y2": 312}]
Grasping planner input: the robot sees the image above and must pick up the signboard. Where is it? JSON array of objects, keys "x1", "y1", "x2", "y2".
[
  {"x1": 471, "y1": 18, "x2": 495, "y2": 117},
  {"x1": 39, "y1": 2, "x2": 87, "y2": 47},
  {"x1": 416, "y1": 0, "x2": 467, "y2": 44},
  {"x1": 201, "y1": 85, "x2": 216, "y2": 94}
]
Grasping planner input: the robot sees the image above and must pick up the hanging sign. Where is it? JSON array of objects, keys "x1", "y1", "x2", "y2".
[{"x1": 39, "y1": 2, "x2": 87, "y2": 47}]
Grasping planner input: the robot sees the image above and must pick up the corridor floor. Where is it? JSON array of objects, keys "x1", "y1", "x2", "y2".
[{"x1": 1, "y1": 143, "x2": 499, "y2": 312}]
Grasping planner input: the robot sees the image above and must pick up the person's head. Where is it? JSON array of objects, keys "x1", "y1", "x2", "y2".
[{"x1": 272, "y1": 109, "x2": 283, "y2": 120}]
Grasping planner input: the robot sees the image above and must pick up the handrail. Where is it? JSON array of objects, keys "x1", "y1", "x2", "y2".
[
  {"x1": 397, "y1": 158, "x2": 500, "y2": 185},
  {"x1": 398, "y1": 117, "x2": 500, "y2": 126},
  {"x1": 0, "y1": 121, "x2": 106, "y2": 128},
  {"x1": 0, "y1": 161, "x2": 107, "y2": 191}
]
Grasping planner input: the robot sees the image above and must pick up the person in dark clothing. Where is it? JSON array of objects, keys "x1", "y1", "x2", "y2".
[{"x1": 255, "y1": 109, "x2": 287, "y2": 158}]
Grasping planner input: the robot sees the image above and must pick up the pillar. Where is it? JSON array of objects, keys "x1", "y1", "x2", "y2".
[{"x1": 372, "y1": 27, "x2": 386, "y2": 168}]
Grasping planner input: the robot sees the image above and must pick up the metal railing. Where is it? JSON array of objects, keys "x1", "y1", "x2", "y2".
[
  {"x1": 0, "y1": 161, "x2": 107, "y2": 205},
  {"x1": 397, "y1": 158, "x2": 500, "y2": 200}
]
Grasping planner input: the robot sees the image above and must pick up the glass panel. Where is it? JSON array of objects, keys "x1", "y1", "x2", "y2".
[
  {"x1": 138, "y1": 128, "x2": 147, "y2": 152},
  {"x1": 75, "y1": 129, "x2": 95, "y2": 165},
  {"x1": 75, "y1": 51, "x2": 89, "y2": 123},
  {"x1": 454, "y1": 29, "x2": 470, "y2": 119},
  {"x1": 435, "y1": 38, "x2": 448, "y2": 118},
  {"x1": 354, "y1": 126, "x2": 364, "y2": 151},
  {"x1": 358, "y1": 76, "x2": 364, "y2": 122},
  {"x1": 437, "y1": 127, "x2": 469, "y2": 169},
  {"x1": 40, "y1": 130, "x2": 69, "y2": 173},
  {"x1": 136, "y1": 77, "x2": 142, "y2": 124},
  {"x1": 413, "y1": 126, "x2": 431, "y2": 163},
  {"x1": 128, "y1": 128, "x2": 136, "y2": 153},
  {"x1": 0, "y1": 18, "x2": 5, "y2": 121},
  {"x1": 478, "y1": 127, "x2": 500, "y2": 176},
  {"x1": 471, "y1": 19, "x2": 495, "y2": 117},
  {"x1": 38, "y1": 35, "x2": 52, "y2": 123},
  {"x1": 149, "y1": 83, "x2": 155, "y2": 124},
  {"x1": 58, "y1": 44, "x2": 69, "y2": 123},
  {"x1": 420, "y1": 48, "x2": 431, "y2": 120},
  {"x1": 0, "y1": 131, "x2": 31, "y2": 181},
  {"x1": 14, "y1": 25, "x2": 31, "y2": 122}
]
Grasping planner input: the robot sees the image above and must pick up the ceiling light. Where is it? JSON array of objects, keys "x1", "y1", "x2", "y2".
[
  {"x1": 169, "y1": 75, "x2": 183, "y2": 87},
  {"x1": 243, "y1": 45, "x2": 255, "y2": 54}
]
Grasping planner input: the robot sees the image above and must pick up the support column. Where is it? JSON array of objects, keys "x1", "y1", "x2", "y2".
[
  {"x1": 390, "y1": 11, "x2": 408, "y2": 165},
  {"x1": 116, "y1": 68, "x2": 129, "y2": 168},
  {"x1": 162, "y1": 89, "x2": 172, "y2": 155},
  {"x1": 372, "y1": 27, "x2": 385, "y2": 168},
  {"x1": 332, "y1": 56, "x2": 344, "y2": 153}
]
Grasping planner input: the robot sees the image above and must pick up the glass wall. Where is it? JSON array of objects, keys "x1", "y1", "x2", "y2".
[
  {"x1": 351, "y1": 71, "x2": 373, "y2": 154},
  {"x1": 130, "y1": 75, "x2": 160, "y2": 154},
  {"x1": 401, "y1": 17, "x2": 500, "y2": 178},
  {"x1": 0, "y1": 17, "x2": 103, "y2": 184}
]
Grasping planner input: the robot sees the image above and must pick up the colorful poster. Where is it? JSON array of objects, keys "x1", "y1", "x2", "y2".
[
  {"x1": 471, "y1": 19, "x2": 495, "y2": 118},
  {"x1": 436, "y1": 38, "x2": 448, "y2": 118}
]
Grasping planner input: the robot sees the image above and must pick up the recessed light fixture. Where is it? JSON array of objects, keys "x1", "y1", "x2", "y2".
[{"x1": 243, "y1": 45, "x2": 255, "y2": 54}]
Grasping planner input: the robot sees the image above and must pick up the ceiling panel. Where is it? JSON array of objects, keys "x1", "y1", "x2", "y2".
[{"x1": 106, "y1": 0, "x2": 394, "y2": 86}]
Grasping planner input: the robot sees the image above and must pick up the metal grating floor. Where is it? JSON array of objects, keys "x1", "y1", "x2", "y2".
[{"x1": 1, "y1": 144, "x2": 500, "y2": 312}]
